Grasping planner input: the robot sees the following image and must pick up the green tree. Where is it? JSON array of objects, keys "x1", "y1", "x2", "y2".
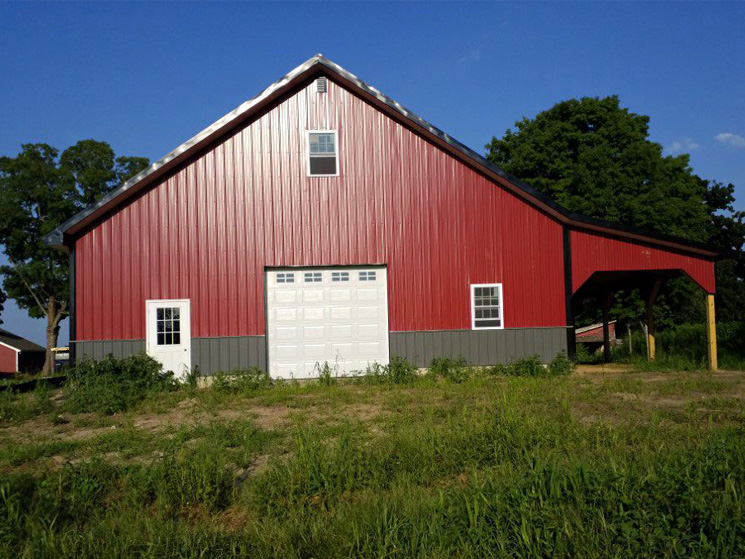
[
  {"x1": 486, "y1": 95, "x2": 744, "y2": 326},
  {"x1": 0, "y1": 141, "x2": 149, "y2": 374}
]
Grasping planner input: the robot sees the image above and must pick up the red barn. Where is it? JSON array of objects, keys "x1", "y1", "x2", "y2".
[
  {"x1": 0, "y1": 329, "x2": 46, "y2": 374},
  {"x1": 46, "y1": 55, "x2": 721, "y2": 379}
]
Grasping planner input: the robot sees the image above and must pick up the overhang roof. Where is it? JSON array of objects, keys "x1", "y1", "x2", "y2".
[
  {"x1": 0, "y1": 329, "x2": 46, "y2": 353},
  {"x1": 575, "y1": 321, "x2": 617, "y2": 335},
  {"x1": 44, "y1": 54, "x2": 721, "y2": 259}
]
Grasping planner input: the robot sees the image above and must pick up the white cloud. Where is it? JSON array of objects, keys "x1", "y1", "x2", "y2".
[
  {"x1": 666, "y1": 138, "x2": 700, "y2": 155},
  {"x1": 715, "y1": 132, "x2": 745, "y2": 148},
  {"x1": 459, "y1": 49, "x2": 481, "y2": 64}
]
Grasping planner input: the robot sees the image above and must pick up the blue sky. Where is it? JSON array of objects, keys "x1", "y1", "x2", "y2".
[{"x1": 1, "y1": 1, "x2": 744, "y2": 345}]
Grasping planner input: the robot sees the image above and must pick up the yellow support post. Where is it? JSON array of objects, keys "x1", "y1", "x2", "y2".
[
  {"x1": 706, "y1": 293, "x2": 718, "y2": 371},
  {"x1": 645, "y1": 279, "x2": 662, "y2": 362},
  {"x1": 647, "y1": 305, "x2": 656, "y2": 361}
]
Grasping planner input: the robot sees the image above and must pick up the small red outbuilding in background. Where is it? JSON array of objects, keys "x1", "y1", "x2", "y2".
[{"x1": 0, "y1": 329, "x2": 46, "y2": 375}]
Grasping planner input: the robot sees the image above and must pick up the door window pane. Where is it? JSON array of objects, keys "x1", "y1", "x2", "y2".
[{"x1": 156, "y1": 307, "x2": 182, "y2": 345}]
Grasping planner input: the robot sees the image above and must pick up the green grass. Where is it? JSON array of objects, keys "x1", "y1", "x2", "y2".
[{"x1": 1, "y1": 365, "x2": 744, "y2": 558}]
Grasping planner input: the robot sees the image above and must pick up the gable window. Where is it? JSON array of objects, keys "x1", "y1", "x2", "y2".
[
  {"x1": 471, "y1": 284, "x2": 503, "y2": 330},
  {"x1": 308, "y1": 131, "x2": 338, "y2": 176}
]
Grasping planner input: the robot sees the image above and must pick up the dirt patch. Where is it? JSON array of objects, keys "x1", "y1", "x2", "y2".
[
  {"x1": 225, "y1": 400, "x2": 388, "y2": 431},
  {"x1": 575, "y1": 364, "x2": 638, "y2": 375},
  {"x1": 339, "y1": 402, "x2": 387, "y2": 422},
  {"x1": 131, "y1": 398, "x2": 205, "y2": 432},
  {"x1": 0, "y1": 415, "x2": 116, "y2": 444},
  {"x1": 223, "y1": 405, "x2": 292, "y2": 430}
]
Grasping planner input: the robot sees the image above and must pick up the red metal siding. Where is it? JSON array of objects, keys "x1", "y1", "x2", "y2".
[
  {"x1": 75, "y1": 78, "x2": 567, "y2": 341},
  {"x1": 571, "y1": 229, "x2": 716, "y2": 294},
  {"x1": 0, "y1": 345, "x2": 17, "y2": 373}
]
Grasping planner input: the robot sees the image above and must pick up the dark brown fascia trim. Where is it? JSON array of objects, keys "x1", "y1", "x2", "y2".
[
  {"x1": 47, "y1": 55, "x2": 722, "y2": 260},
  {"x1": 46, "y1": 60, "x2": 323, "y2": 243},
  {"x1": 330, "y1": 70, "x2": 720, "y2": 259}
]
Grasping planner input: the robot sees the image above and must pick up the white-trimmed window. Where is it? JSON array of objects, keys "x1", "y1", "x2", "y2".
[
  {"x1": 332, "y1": 271, "x2": 349, "y2": 282},
  {"x1": 308, "y1": 130, "x2": 338, "y2": 176},
  {"x1": 471, "y1": 284, "x2": 503, "y2": 330},
  {"x1": 359, "y1": 271, "x2": 377, "y2": 282},
  {"x1": 276, "y1": 272, "x2": 295, "y2": 284}
]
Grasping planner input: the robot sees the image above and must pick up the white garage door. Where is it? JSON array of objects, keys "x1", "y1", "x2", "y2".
[{"x1": 266, "y1": 267, "x2": 389, "y2": 379}]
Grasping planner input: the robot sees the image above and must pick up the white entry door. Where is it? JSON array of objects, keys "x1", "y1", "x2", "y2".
[
  {"x1": 266, "y1": 267, "x2": 389, "y2": 379},
  {"x1": 145, "y1": 299, "x2": 191, "y2": 380}
]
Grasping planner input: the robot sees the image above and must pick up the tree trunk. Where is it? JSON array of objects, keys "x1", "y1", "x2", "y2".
[{"x1": 42, "y1": 296, "x2": 65, "y2": 377}]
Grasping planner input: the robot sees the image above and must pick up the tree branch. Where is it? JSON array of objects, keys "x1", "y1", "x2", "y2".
[{"x1": 7, "y1": 258, "x2": 48, "y2": 317}]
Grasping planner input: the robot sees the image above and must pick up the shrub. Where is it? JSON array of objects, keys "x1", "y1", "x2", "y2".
[
  {"x1": 360, "y1": 357, "x2": 418, "y2": 385},
  {"x1": 360, "y1": 362, "x2": 387, "y2": 384},
  {"x1": 575, "y1": 341, "x2": 604, "y2": 364},
  {"x1": 487, "y1": 355, "x2": 548, "y2": 377},
  {"x1": 428, "y1": 356, "x2": 471, "y2": 383},
  {"x1": 602, "y1": 321, "x2": 745, "y2": 370},
  {"x1": 64, "y1": 354, "x2": 177, "y2": 415},
  {"x1": 183, "y1": 366, "x2": 201, "y2": 389},
  {"x1": 212, "y1": 367, "x2": 271, "y2": 393},
  {"x1": 548, "y1": 351, "x2": 574, "y2": 376},
  {"x1": 316, "y1": 362, "x2": 338, "y2": 386},
  {"x1": 386, "y1": 356, "x2": 418, "y2": 384}
]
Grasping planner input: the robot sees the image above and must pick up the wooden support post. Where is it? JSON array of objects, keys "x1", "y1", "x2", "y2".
[
  {"x1": 706, "y1": 293, "x2": 718, "y2": 371},
  {"x1": 602, "y1": 291, "x2": 614, "y2": 363},
  {"x1": 627, "y1": 323, "x2": 632, "y2": 356},
  {"x1": 645, "y1": 280, "x2": 662, "y2": 361}
]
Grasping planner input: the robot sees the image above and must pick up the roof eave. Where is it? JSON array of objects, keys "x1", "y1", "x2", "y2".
[
  {"x1": 44, "y1": 54, "x2": 723, "y2": 261},
  {"x1": 43, "y1": 54, "x2": 328, "y2": 247}
]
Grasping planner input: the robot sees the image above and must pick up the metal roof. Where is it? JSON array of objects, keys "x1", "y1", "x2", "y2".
[
  {"x1": 575, "y1": 321, "x2": 617, "y2": 335},
  {"x1": 0, "y1": 329, "x2": 46, "y2": 353},
  {"x1": 44, "y1": 54, "x2": 721, "y2": 258}
]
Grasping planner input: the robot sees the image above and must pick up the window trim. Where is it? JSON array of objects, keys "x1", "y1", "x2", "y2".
[
  {"x1": 306, "y1": 130, "x2": 339, "y2": 177},
  {"x1": 470, "y1": 283, "x2": 504, "y2": 330}
]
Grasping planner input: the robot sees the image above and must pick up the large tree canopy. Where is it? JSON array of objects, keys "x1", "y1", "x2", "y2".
[
  {"x1": 486, "y1": 95, "x2": 744, "y2": 324},
  {"x1": 0, "y1": 140, "x2": 148, "y2": 373}
]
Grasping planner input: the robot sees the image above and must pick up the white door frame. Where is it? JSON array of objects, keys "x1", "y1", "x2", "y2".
[{"x1": 145, "y1": 299, "x2": 192, "y2": 379}]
